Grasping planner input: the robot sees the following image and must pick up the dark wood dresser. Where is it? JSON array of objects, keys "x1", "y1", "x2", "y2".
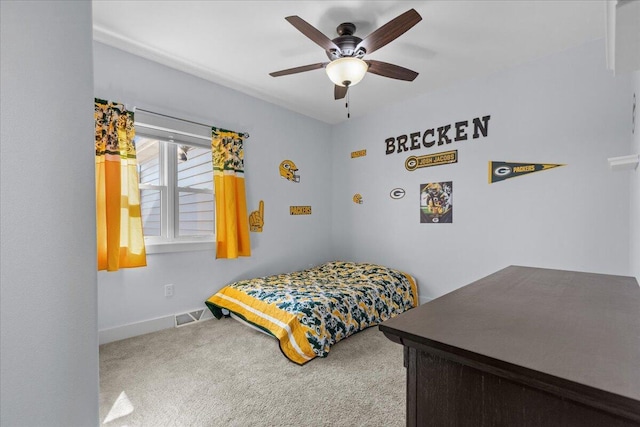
[{"x1": 379, "y1": 266, "x2": 640, "y2": 426}]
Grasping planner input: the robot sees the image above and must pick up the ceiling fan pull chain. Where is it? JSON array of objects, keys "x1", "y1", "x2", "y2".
[{"x1": 346, "y1": 91, "x2": 350, "y2": 119}]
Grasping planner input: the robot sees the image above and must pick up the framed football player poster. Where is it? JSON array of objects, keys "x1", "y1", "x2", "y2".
[{"x1": 420, "y1": 181, "x2": 453, "y2": 223}]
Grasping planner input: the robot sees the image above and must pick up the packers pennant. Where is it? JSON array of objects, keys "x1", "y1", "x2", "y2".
[{"x1": 489, "y1": 161, "x2": 565, "y2": 183}]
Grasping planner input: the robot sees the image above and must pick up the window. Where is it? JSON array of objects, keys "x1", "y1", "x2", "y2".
[{"x1": 135, "y1": 120, "x2": 214, "y2": 253}]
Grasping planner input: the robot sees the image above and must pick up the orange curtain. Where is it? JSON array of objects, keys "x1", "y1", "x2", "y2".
[
  {"x1": 212, "y1": 127, "x2": 251, "y2": 258},
  {"x1": 95, "y1": 99, "x2": 147, "y2": 271}
]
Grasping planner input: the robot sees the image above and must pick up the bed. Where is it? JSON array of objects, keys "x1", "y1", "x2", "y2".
[{"x1": 205, "y1": 261, "x2": 418, "y2": 365}]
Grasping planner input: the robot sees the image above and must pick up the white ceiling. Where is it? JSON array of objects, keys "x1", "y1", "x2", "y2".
[{"x1": 92, "y1": 1, "x2": 606, "y2": 125}]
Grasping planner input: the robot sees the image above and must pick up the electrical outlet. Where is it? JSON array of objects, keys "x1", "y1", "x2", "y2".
[{"x1": 164, "y1": 284, "x2": 174, "y2": 297}]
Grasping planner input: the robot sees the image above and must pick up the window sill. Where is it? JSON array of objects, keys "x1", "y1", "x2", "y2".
[{"x1": 145, "y1": 240, "x2": 215, "y2": 254}]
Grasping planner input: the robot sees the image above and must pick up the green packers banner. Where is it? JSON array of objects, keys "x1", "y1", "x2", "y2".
[{"x1": 489, "y1": 161, "x2": 564, "y2": 183}]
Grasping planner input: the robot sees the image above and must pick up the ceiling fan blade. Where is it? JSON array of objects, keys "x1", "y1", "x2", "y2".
[
  {"x1": 366, "y1": 60, "x2": 419, "y2": 81},
  {"x1": 356, "y1": 9, "x2": 422, "y2": 55},
  {"x1": 334, "y1": 85, "x2": 348, "y2": 100},
  {"x1": 269, "y1": 62, "x2": 328, "y2": 77},
  {"x1": 285, "y1": 16, "x2": 340, "y2": 52}
]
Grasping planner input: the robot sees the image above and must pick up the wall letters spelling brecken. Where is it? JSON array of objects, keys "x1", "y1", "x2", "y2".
[{"x1": 385, "y1": 115, "x2": 491, "y2": 155}]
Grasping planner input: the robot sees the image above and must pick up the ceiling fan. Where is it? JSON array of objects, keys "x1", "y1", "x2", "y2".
[{"x1": 269, "y1": 8, "x2": 422, "y2": 100}]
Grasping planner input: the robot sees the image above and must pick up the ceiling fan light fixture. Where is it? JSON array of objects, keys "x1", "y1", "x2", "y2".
[{"x1": 326, "y1": 57, "x2": 368, "y2": 87}]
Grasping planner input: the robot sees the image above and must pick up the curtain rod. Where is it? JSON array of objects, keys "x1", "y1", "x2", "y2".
[{"x1": 134, "y1": 107, "x2": 250, "y2": 139}]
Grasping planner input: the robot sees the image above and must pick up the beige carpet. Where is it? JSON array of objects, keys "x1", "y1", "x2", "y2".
[{"x1": 99, "y1": 317, "x2": 406, "y2": 426}]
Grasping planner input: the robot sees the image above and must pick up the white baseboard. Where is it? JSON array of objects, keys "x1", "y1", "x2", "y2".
[
  {"x1": 99, "y1": 315, "x2": 174, "y2": 345},
  {"x1": 99, "y1": 309, "x2": 214, "y2": 345},
  {"x1": 100, "y1": 297, "x2": 428, "y2": 345}
]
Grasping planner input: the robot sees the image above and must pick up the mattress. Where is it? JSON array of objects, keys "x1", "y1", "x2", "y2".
[{"x1": 205, "y1": 261, "x2": 418, "y2": 365}]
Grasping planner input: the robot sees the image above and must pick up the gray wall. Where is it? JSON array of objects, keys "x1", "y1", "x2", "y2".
[
  {"x1": 330, "y1": 40, "x2": 633, "y2": 300},
  {"x1": 96, "y1": 38, "x2": 637, "y2": 339},
  {"x1": 631, "y1": 70, "x2": 640, "y2": 279},
  {"x1": 0, "y1": 1, "x2": 98, "y2": 426},
  {"x1": 94, "y1": 42, "x2": 333, "y2": 336}
]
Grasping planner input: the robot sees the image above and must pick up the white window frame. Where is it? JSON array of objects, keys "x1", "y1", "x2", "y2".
[{"x1": 136, "y1": 122, "x2": 215, "y2": 254}]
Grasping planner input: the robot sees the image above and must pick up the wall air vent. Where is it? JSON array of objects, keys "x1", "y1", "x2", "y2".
[{"x1": 174, "y1": 308, "x2": 211, "y2": 327}]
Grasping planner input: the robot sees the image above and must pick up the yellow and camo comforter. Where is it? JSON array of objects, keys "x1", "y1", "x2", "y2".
[{"x1": 205, "y1": 261, "x2": 418, "y2": 365}]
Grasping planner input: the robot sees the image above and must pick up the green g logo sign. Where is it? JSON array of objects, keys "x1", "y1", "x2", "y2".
[
  {"x1": 405, "y1": 156, "x2": 418, "y2": 171},
  {"x1": 493, "y1": 165, "x2": 512, "y2": 177},
  {"x1": 390, "y1": 188, "x2": 406, "y2": 199}
]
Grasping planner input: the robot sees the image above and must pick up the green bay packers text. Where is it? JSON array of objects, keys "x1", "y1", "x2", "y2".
[{"x1": 290, "y1": 206, "x2": 312, "y2": 215}]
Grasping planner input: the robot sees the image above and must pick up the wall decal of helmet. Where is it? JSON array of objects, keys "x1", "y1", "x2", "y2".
[
  {"x1": 353, "y1": 193, "x2": 363, "y2": 204},
  {"x1": 249, "y1": 200, "x2": 264, "y2": 232},
  {"x1": 279, "y1": 159, "x2": 300, "y2": 183}
]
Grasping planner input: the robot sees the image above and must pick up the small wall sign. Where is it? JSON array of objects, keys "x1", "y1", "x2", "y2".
[
  {"x1": 353, "y1": 193, "x2": 363, "y2": 204},
  {"x1": 290, "y1": 206, "x2": 312, "y2": 215},
  {"x1": 351, "y1": 149, "x2": 367, "y2": 158},
  {"x1": 405, "y1": 150, "x2": 458, "y2": 171}
]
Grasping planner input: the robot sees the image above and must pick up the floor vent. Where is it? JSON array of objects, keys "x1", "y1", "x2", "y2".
[{"x1": 175, "y1": 309, "x2": 209, "y2": 327}]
